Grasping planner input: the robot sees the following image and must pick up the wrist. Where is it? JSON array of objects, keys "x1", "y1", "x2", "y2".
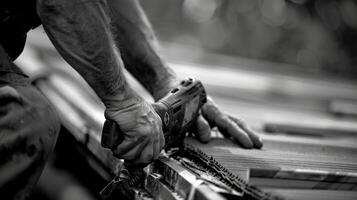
[
  {"x1": 102, "y1": 87, "x2": 142, "y2": 111},
  {"x1": 152, "y1": 74, "x2": 179, "y2": 101}
]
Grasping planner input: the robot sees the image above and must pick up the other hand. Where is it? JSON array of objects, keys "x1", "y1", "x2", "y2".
[{"x1": 193, "y1": 96, "x2": 263, "y2": 149}]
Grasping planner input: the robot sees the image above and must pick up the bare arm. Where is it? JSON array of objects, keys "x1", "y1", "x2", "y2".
[
  {"x1": 36, "y1": 0, "x2": 138, "y2": 107},
  {"x1": 36, "y1": 0, "x2": 165, "y2": 165},
  {"x1": 106, "y1": 0, "x2": 177, "y2": 101}
]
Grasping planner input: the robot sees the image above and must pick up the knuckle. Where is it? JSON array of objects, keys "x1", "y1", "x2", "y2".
[
  {"x1": 136, "y1": 125, "x2": 153, "y2": 137},
  {"x1": 234, "y1": 118, "x2": 246, "y2": 127},
  {"x1": 141, "y1": 153, "x2": 153, "y2": 163},
  {"x1": 141, "y1": 126, "x2": 152, "y2": 135},
  {"x1": 133, "y1": 136, "x2": 146, "y2": 145}
]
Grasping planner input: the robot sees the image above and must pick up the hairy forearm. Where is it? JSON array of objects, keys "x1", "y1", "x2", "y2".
[
  {"x1": 107, "y1": 0, "x2": 177, "y2": 101},
  {"x1": 37, "y1": 0, "x2": 139, "y2": 107}
]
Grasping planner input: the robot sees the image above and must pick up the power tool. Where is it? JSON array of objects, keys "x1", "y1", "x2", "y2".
[{"x1": 100, "y1": 77, "x2": 207, "y2": 199}]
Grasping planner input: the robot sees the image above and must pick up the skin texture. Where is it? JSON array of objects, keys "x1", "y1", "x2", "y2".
[
  {"x1": 36, "y1": 0, "x2": 262, "y2": 166},
  {"x1": 36, "y1": 0, "x2": 127, "y2": 102},
  {"x1": 36, "y1": 0, "x2": 164, "y2": 166},
  {"x1": 105, "y1": 100, "x2": 165, "y2": 165},
  {"x1": 107, "y1": 0, "x2": 177, "y2": 101},
  {"x1": 201, "y1": 97, "x2": 262, "y2": 148}
]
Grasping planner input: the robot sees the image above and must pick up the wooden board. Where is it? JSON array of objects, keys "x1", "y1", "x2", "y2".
[{"x1": 185, "y1": 136, "x2": 357, "y2": 191}]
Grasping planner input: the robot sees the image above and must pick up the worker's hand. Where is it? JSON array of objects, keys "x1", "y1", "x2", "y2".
[
  {"x1": 104, "y1": 99, "x2": 165, "y2": 166},
  {"x1": 193, "y1": 97, "x2": 263, "y2": 149}
]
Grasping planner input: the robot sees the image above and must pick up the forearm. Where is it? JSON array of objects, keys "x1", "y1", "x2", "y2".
[
  {"x1": 37, "y1": 0, "x2": 139, "y2": 107},
  {"x1": 107, "y1": 0, "x2": 177, "y2": 101}
]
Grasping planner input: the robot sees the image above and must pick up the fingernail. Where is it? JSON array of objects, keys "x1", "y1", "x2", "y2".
[
  {"x1": 254, "y1": 137, "x2": 263, "y2": 149},
  {"x1": 241, "y1": 139, "x2": 253, "y2": 149}
]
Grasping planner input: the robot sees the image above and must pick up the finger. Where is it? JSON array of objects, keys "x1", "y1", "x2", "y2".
[
  {"x1": 112, "y1": 136, "x2": 149, "y2": 159},
  {"x1": 194, "y1": 115, "x2": 211, "y2": 143},
  {"x1": 153, "y1": 112, "x2": 165, "y2": 151},
  {"x1": 229, "y1": 116, "x2": 263, "y2": 148},
  {"x1": 201, "y1": 98, "x2": 221, "y2": 127},
  {"x1": 216, "y1": 115, "x2": 253, "y2": 148},
  {"x1": 159, "y1": 129, "x2": 165, "y2": 150},
  {"x1": 131, "y1": 138, "x2": 154, "y2": 166},
  {"x1": 152, "y1": 131, "x2": 161, "y2": 160}
]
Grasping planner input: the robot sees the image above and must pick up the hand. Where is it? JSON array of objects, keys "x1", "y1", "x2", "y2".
[
  {"x1": 104, "y1": 99, "x2": 165, "y2": 166},
  {"x1": 193, "y1": 97, "x2": 263, "y2": 149}
]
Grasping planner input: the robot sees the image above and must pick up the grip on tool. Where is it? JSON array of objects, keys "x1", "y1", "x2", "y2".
[
  {"x1": 101, "y1": 78, "x2": 206, "y2": 150},
  {"x1": 101, "y1": 103, "x2": 166, "y2": 150}
]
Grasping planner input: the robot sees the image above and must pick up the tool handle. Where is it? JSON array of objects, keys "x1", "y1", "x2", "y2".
[{"x1": 101, "y1": 119, "x2": 124, "y2": 149}]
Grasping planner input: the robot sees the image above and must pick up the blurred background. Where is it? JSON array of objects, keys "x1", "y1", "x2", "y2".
[{"x1": 141, "y1": 0, "x2": 357, "y2": 77}]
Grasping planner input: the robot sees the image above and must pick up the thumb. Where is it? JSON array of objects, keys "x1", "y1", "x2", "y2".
[{"x1": 194, "y1": 115, "x2": 211, "y2": 143}]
